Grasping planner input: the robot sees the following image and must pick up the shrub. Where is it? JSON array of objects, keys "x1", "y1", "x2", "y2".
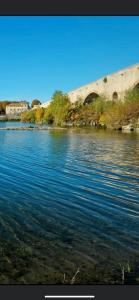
[
  {"x1": 21, "y1": 110, "x2": 35, "y2": 123},
  {"x1": 34, "y1": 107, "x2": 44, "y2": 123}
]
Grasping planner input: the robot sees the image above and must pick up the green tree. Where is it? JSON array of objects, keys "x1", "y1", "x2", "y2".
[
  {"x1": 21, "y1": 110, "x2": 35, "y2": 123},
  {"x1": 35, "y1": 107, "x2": 44, "y2": 123},
  {"x1": 44, "y1": 91, "x2": 71, "y2": 126}
]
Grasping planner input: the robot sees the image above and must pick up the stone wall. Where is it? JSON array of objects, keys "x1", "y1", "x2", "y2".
[{"x1": 67, "y1": 63, "x2": 139, "y2": 103}]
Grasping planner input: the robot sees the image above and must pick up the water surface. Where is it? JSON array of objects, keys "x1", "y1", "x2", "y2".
[{"x1": 0, "y1": 126, "x2": 139, "y2": 284}]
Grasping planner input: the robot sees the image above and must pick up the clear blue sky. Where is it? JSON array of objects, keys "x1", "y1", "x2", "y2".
[{"x1": 0, "y1": 16, "x2": 139, "y2": 104}]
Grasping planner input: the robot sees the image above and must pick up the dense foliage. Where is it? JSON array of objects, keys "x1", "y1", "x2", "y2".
[
  {"x1": 22, "y1": 91, "x2": 71, "y2": 126},
  {"x1": 21, "y1": 89, "x2": 139, "y2": 129}
]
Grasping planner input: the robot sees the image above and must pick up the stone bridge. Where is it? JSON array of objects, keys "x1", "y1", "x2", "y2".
[
  {"x1": 40, "y1": 63, "x2": 139, "y2": 108},
  {"x1": 67, "y1": 63, "x2": 139, "y2": 104}
]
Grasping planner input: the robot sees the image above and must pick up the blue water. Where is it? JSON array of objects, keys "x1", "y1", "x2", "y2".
[
  {"x1": 0, "y1": 121, "x2": 33, "y2": 127},
  {"x1": 0, "y1": 125, "x2": 139, "y2": 283}
]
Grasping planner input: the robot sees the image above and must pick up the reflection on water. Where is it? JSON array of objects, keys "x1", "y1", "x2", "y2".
[{"x1": 0, "y1": 127, "x2": 139, "y2": 283}]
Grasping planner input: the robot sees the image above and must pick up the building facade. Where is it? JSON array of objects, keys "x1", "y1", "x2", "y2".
[{"x1": 6, "y1": 101, "x2": 29, "y2": 115}]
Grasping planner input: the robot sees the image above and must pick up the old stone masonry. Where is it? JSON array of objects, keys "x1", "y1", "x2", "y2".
[
  {"x1": 67, "y1": 63, "x2": 139, "y2": 104},
  {"x1": 41, "y1": 63, "x2": 139, "y2": 107}
]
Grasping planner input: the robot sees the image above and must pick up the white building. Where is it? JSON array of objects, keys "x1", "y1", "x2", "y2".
[{"x1": 6, "y1": 101, "x2": 29, "y2": 115}]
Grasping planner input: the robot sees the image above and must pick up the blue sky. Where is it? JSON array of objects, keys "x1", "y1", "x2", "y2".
[{"x1": 0, "y1": 16, "x2": 139, "y2": 104}]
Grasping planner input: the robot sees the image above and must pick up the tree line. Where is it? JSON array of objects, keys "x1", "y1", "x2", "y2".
[{"x1": 21, "y1": 89, "x2": 139, "y2": 129}]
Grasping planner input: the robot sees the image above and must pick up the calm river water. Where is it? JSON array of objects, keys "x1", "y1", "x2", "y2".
[{"x1": 0, "y1": 122, "x2": 139, "y2": 284}]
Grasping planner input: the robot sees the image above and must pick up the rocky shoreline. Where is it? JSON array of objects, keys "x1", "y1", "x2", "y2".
[
  {"x1": 0, "y1": 126, "x2": 67, "y2": 131},
  {"x1": 0, "y1": 125, "x2": 139, "y2": 133}
]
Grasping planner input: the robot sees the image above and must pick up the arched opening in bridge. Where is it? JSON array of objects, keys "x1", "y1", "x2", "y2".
[
  {"x1": 133, "y1": 82, "x2": 139, "y2": 91},
  {"x1": 84, "y1": 92, "x2": 99, "y2": 105},
  {"x1": 112, "y1": 92, "x2": 118, "y2": 101}
]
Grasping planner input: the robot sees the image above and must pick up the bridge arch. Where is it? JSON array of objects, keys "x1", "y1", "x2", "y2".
[
  {"x1": 112, "y1": 91, "x2": 118, "y2": 100},
  {"x1": 133, "y1": 82, "x2": 139, "y2": 91},
  {"x1": 84, "y1": 92, "x2": 100, "y2": 105}
]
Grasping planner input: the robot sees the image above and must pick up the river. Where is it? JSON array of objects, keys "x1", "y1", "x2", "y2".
[{"x1": 0, "y1": 122, "x2": 139, "y2": 284}]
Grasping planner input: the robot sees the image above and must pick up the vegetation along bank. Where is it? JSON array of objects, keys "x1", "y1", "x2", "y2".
[{"x1": 21, "y1": 90, "x2": 139, "y2": 131}]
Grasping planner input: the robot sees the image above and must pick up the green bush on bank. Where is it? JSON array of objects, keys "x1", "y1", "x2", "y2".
[
  {"x1": 21, "y1": 109, "x2": 35, "y2": 123},
  {"x1": 100, "y1": 90, "x2": 139, "y2": 128}
]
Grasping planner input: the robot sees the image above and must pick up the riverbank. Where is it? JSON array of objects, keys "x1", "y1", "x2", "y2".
[
  {"x1": 21, "y1": 90, "x2": 139, "y2": 131},
  {"x1": 0, "y1": 115, "x2": 21, "y2": 121},
  {"x1": 0, "y1": 124, "x2": 139, "y2": 133},
  {"x1": 0, "y1": 126, "x2": 67, "y2": 131}
]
